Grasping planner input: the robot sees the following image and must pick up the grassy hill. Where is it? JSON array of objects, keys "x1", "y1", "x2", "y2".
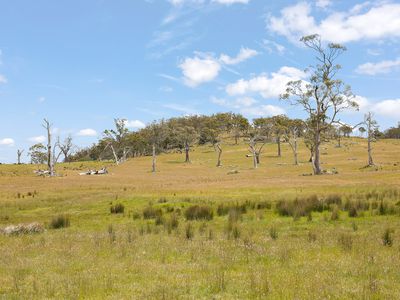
[{"x1": 1, "y1": 137, "x2": 400, "y2": 298}]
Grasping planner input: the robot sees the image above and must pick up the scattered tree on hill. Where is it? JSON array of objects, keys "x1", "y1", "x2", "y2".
[
  {"x1": 281, "y1": 34, "x2": 358, "y2": 175},
  {"x1": 28, "y1": 143, "x2": 47, "y2": 164},
  {"x1": 174, "y1": 126, "x2": 198, "y2": 163},
  {"x1": 230, "y1": 113, "x2": 250, "y2": 145},
  {"x1": 57, "y1": 135, "x2": 74, "y2": 162},
  {"x1": 383, "y1": 122, "x2": 400, "y2": 139},
  {"x1": 283, "y1": 119, "x2": 305, "y2": 165},
  {"x1": 17, "y1": 149, "x2": 24, "y2": 164},
  {"x1": 104, "y1": 119, "x2": 130, "y2": 165},
  {"x1": 363, "y1": 112, "x2": 379, "y2": 166}
]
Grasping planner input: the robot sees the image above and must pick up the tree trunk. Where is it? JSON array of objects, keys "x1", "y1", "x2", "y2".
[
  {"x1": 234, "y1": 135, "x2": 238, "y2": 145},
  {"x1": 255, "y1": 152, "x2": 260, "y2": 164},
  {"x1": 313, "y1": 131, "x2": 322, "y2": 175},
  {"x1": 368, "y1": 132, "x2": 374, "y2": 166},
  {"x1": 110, "y1": 144, "x2": 119, "y2": 165},
  {"x1": 277, "y1": 136, "x2": 281, "y2": 157},
  {"x1": 17, "y1": 150, "x2": 23, "y2": 165},
  {"x1": 44, "y1": 119, "x2": 55, "y2": 176},
  {"x1": 337, "y1": 135, "x2": 341, "y2": 148},
  {"x1": 152, "y1": 144, "x2": 156, "y2": 173},
  {"x1": 216, "y1": 144, "x2": 222, "y2": 167},
  {"x1": 185, "y1": 141, "x2": 190, "y2": 163},
  {"x1": 293, "y1": 136, "x2": 298, "y2": 166}
]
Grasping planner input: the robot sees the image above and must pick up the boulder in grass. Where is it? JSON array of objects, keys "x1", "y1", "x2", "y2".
[{"x1": 1, "y1": 222, "x2": 44, "y2": 235}]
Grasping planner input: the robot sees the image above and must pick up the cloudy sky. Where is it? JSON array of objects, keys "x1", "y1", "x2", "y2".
[{"x1": 1, "y1": 0, "x2": 400, "y2": 163}]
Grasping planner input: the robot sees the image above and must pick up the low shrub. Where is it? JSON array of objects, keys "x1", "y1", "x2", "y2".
[
  {"x1": 143, "y1": 206, "x2": 163, "y2": 219},
  {"x1": 269, "y1": 225, "x2": 278, "y2": 240},
  {"x1": 185, "y1": 222, "x2": 194, "y2": 240},
  {"x1": 49, "y1": 214, "x2": 70, "y2": 229},
  {"x1": 110, "y1": 203, "x2": 125, "y2": 214},
  {"x1": 276, "y1": 195, "x2": 324, "y2": 218},
  {"x1": 185, "y1": 205, "x2": 213, "y2": 221},
  {"x1": 338, "y1": 233, "x2": 353, "y2": 251}
]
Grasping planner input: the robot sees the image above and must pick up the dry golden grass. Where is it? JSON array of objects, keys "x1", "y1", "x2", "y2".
[{"x1": 0, "y1": 137, "x2": 399, "y2": 299}]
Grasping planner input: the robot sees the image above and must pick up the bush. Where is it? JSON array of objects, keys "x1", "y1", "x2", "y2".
[
  {"x1": 143, "y1": 206, "x2": 163, "y2": 219},
  {"x1": 49, "y1": 214, "x2": 70, "y2": 229},
  {"x1": 185, "y1": 205, "x2": 213, "y2": 221},
  {"x1": 110, "y1": 203, "x2": 125, "y2": 214}
]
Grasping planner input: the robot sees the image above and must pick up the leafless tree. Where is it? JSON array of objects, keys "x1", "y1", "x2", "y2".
[
  {"x1": 57, "y1": 135, "x2": 74, "y2": 162},
  {"x1": 216, "y1": 142, "x2": 222, "y2": 167},
  {"x1": 42, "y1": 119, "x2": 55, "y2": 176},
  {"x1": 17, "y1": 149, "x2": 24, "y2": 164},
  {"x1": 364, "y1": 112, "x2": 378, "y2": 167}
]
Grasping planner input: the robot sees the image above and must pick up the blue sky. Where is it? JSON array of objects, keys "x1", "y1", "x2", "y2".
[{"x1": 1, "y1": 0, "x2": 400, "y2": 163}]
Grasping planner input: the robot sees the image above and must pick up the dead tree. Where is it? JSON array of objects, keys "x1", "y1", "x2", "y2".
[
  {"x1": 17, "y1": 149, "x2": 24, "y2": 164},
  {"x1": 58, "y1": 135, "x2": 74, "y2": 162},
  {"x1": 43, "y1": 119, "x2": 55, "y2": 176}
]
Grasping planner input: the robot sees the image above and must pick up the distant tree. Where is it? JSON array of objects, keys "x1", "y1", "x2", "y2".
[
  {"x1": 363, "y1": 112, "x2": 379, "y2": 167},
  {"x1": 143, "y1": 121, "x2": 169, "y2": 173},
  {"x1": 174, "y1": 126, "x2": 198, "y2": 163},
  {"x1": 17, "y1": 149, "x2": 24, "y2": 164},
  {"x1": 358, "y1": 126, "x2": 366, "y2": 137},
  {"x1": 230, "y1": 113, "x2": 250, "y2": 144},
  {"x1": 383, "y1": 123, "x2": 400, "y2": 139},
  {"x1": 283, "y1": 119, "x2": 305, "y2": 165},
  {"x1": 57, "y1": 135, "x2": 74, "y2": 162},
  {"x1": 104, "y1": 118, "x2": 130, "y2": 165},
  {"x1": 29, "y1": 143, "x2": 47, "y2": 165},
  {"x1": 281, "y1": 34, "x2": 358, "y2": 175}
]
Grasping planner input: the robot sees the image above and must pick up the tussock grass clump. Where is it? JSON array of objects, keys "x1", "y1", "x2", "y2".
[
  {"x1": 49, "y1": 214, "x2": 70, "y2": 229},
  {"x1": 330, "y1": 206, "x2": 340, "y2": 221},
  {"x1": 185, "y1": 222, "x2": 194, "y2": 239},
  {"x1": 185, "y1": 205, "x2": 213, "y2": 221},
  {"x1": 276, "y1": 195, "x2": 324, "y2": 218},
  {"x1": 110, "y1": 203, "x2": 125, "y2": 214},
  {"x1": 325, "y1": 194, "x2": 342, "y2": 206},
  {"x1": 348, "y1": 206, "x2": 358, "y2": 218},
  {"x1": 143, "y1": 206, "x2": 163, "y2": 219},
  {"x1": 217, "y1": 203, "x2": 247, "y2": 216},
  {"x1": 382, "y1": 228, "x2": 394, "y2": 246},
  {"x1": 338, "y1": 233, "x2": 353, "y2": 251},
  {"x1": 269, "y1": 225, "x2": 278, "y2": 240}
]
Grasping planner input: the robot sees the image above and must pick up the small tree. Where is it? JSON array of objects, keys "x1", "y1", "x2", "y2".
[
  {"x1": 57, "y1": 135, "x2": 74, "y2": 162},
  {"x1": 363, "y1": 112, "x2": 378, "y2": 167},
  {"x1": 230, "y1": 113, "x2": 249, "y2": 145},
  {"x1": 281, "y1": 34, "x2": 358, "y2": 174},
  {"x1": 28, "y1": 143, "x2": 47, "y2": 164},
  {"x1": 174, "y1": 126, "x2": 198, "y2": 163},
  {"x1": 104, "y1": 119, "x2": 130, "y2": 165},
  {"x1": 283, "y1": 119, "x2": 305, "y2": 165},
  {"x1": 359, "y1": 126, "x2": 366, "y2": 137}
]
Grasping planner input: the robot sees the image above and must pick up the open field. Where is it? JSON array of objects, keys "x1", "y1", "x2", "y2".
[{"x1": 1, "y1": 137, "x2": 400, "y2": 299}]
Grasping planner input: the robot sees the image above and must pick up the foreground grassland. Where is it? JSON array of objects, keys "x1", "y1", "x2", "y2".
[{"x1": 1, "y1": 137, "x2": 400, "y2": 299}]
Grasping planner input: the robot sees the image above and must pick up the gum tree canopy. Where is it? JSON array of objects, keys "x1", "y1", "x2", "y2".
[{"x1": 281, "y1": 34, "x2": 358, "y2": 175}]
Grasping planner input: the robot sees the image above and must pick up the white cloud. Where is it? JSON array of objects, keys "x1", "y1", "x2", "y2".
[
  {"x1": 210, "y1": 96, "x2": 257, "y2": 108},
  {"x1": 219, "y1": 47, "x2": 258, "y2": 65},
  {"x1": 38, "y1": 96, "x2": 46, "y2": 103},
  {"x1": 353, "y1": 95, "x2": 370, "y2": 111},
  {"x1": 124, "y1": 120, "x2": 146, "y2": 129},
  {"x1": 268, "y1": 2, "x2": 400, "y2": 44},
  {"x1": 0, "y1": 138, "x2": 15, "y2": 146},
  {"x1": 0, "y1": 74, "x2": 7, "y2": 84},
  {"x1": 28, "y1": 136, "x2": 46, "y2": 143},
  {"x1": 373, "y1": 99, "x2": 400, "y2": 119},
  {"x1": 241, "y1": 105, "x2": 285, "y2": 117},
  {"x1": 179, "y1": 54, "x2": 221, "y2": 87},
  {"x1": 77, "y1": 129, "x2": 97, "y2": 137},
  {"x1": 226, "y1": 66, "x2": 307, "y2": 98},
  {"x1": 179, "y1": 48, "x2": 259, "y2": 87},
  {"x1": 316, "y1": 0, "x2": 331, "y2": 9},
  {"x1": 262, "y1": 39, "x2": 286, "y2": 55},
  {"x1": 356, "y1": 58, "x2": 400, "y2": 75},
  {"x1": 212, "y1": 0, "x2": 249, "y2": 5}
]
